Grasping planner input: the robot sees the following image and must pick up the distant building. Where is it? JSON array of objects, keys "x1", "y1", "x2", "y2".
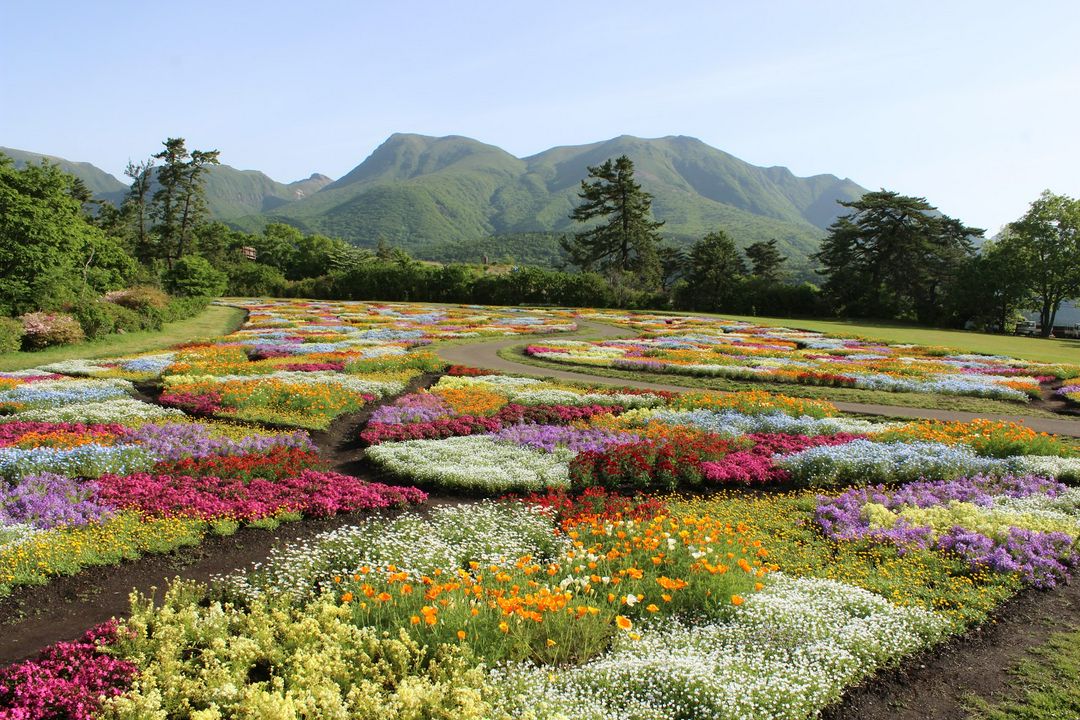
[{"x1": 1023, "y1": 300, "x2": 1080, "y2": 334}]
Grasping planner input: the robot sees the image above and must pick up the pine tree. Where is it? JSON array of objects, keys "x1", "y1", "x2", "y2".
[
  {"x1": 561, "y1": 155, "x2": 664, "y2": 286},
  {"x1": 745, "y1": 239, "x2": 786, "y2": 281}
]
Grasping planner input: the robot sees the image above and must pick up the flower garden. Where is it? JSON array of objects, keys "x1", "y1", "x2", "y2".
[
  {"x1": 525, "y1": 311, "x2": 1080, "y2": 402},
  {"x1": 2, "y1": 300, "x2": 1080, "y2": 719}
]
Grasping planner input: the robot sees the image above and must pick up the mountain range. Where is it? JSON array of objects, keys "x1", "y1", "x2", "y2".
[{"x1": 2, "y1": 135, "x2": 867, "y2": 274}]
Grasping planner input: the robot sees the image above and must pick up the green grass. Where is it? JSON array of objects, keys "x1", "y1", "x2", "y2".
[
  {"x1": 673, "y1": 311, "x2": 1080, "y2": 366},
  {"x1": 0, "y1": 304, "x2": 246, "y2": 372},
  {"x1": 497, "y1": 345, "x2": 1065, "y2": 419},
  {"x1": 965, "y1": 627, "x2": 1080, "y2": 719}
]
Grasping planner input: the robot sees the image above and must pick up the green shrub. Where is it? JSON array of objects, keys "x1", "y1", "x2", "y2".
[
  {"x1": 162, "y1": 295, "x2": 211, "y2": 322},
  {"x1": 163, "y1": 256, "x2": 228, "y2": 297},
  {"x1": 0, "y1": 316, "x2": 23, "y2": 353},
  {"x1": 227, "y1": 262, "x2": 288, "y2": 296},
  {"x1": 101, "y1": 302, "x2": 147, "y2": 333},
  {"x1": 19, "y1": 311, "x2": 85, "y2": 349},
  {"x1": 72, "y1": 298, "x2": 119, "y2": 340},
  {"x1": 104, "y1": 286, "x2": 170, "y2": 312}
]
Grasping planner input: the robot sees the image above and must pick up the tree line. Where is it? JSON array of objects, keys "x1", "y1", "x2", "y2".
[
  {"x1": 3, "y1": 142, "x2": 1077, "y2": 340},
  {"x1": 558, "y1": 155, "x2": 1080, "y2": 335}
]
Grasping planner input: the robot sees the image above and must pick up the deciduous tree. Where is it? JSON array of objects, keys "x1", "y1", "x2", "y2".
[{"x1": 1002, "y1": 190, "x2": 1080, "y2": 336}]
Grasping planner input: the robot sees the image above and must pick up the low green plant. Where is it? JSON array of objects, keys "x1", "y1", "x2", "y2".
[
  {"x1": 103, "y1": 582, "x2": 493, "y2": 719},
  {"x1": 0, "y1": 316, "x2": 23, "y2": 353}
]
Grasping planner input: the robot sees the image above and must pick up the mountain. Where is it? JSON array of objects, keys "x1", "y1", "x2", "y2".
[
  {"x1": 3, "y1": 135, "x2": 867, "y2": 274},
  {"x1": 199, "y1": 167, "x2": 333, "y2": 218},
  {"x1": 239, "y1": 133, "x2": 866, "y2": 273},
  {"x1": 1, "y1": 146, "x2": 332, "y2": 220},
  {"x1": 2, "y1": 146, "x2": 129, "y2": 205}
]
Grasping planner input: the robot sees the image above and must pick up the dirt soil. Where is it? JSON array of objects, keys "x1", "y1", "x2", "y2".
[{"x1": 823, "y1": 577, "x2": 1080, "y2": 720}]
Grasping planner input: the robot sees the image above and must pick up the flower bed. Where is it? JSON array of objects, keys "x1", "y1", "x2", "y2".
[{"x1": 524, "y1": 310, "x2": 1080, "y2": 402}]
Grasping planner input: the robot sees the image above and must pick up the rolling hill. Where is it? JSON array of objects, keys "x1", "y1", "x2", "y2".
[{"x1": 2, "y1": 135, "x2": 867, "y2": 274}]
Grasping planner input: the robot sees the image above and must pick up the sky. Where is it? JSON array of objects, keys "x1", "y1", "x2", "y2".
[{"x1": 2, "y1": 0, "x2": 1077, "y2": 235}]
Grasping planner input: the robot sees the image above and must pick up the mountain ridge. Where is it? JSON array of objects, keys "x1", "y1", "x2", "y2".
[{"x1": 2, "y1": 134, "x2": 868, "y2": 273}]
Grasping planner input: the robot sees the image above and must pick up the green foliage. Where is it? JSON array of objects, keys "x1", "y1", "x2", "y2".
[
  {"x1": 745, "y1": 238, "x2": 787, "y2": 281},
  {"x1": 149, "y1": 138, "x2": 221, "y2": 266},
  {"x1": 1002, "y1": 189, "x2": 1080, "y2": 336},
  {"x1": 163, "y1": 255, "x2": 228, "y2": 297},
  {"x1": 815, "y1": 190, "x2": 982, "y2": 324},
  {"x1": 0, "y1": 154, "x2": 113, "y2": 315},
  {"x1": 677, "y1": 230, "x2": 748, "y2": 311},
  {"x1": 227, "y1": 262, "x2": 288, "y2": 296},
  {"x1": 106, "y1": 286, "x2": 170, "y2": 312},
  {"x1": 0, "y1": 316, "x2": 23, "y2": 353}
]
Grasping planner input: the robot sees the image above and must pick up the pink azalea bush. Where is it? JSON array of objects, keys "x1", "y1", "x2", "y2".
[{"x1": 18, "y1": 312, "x2": 84, "y2": 350}]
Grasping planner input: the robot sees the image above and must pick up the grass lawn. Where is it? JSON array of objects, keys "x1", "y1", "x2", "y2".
[
  {"x1": 965, "y1": 627, "x2": 1080, "y2": 719},
  {"x1": 0, "y1": 304, "x2": 246, "y2": 372},
  {"x1": 497, "y1": 345, "x2": 1065, "y2": 419},
  {"x1": 672, "y1": 311, "x2": 1080, "y2": 366}
]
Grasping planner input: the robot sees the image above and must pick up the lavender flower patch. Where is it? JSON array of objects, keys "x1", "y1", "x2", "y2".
[
  {"x1": 490, "y1": 424, "x2": 640, "y2": 454},
  {"x1": 119, "y1": 423, "x2": 314, "y2": 461},
  {"x1": 0, "y1": 473, "x2": 111, "y2": 529},
  {"x1": 815, "y1": 475, "x2": 1079, "y2": 587}
]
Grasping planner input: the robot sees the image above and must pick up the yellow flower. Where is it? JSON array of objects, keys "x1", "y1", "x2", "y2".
[{"x1": 615, "y1": 615, "x2": 633, "y2": 631}]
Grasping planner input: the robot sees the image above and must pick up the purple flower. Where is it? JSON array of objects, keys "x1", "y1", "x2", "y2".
[{"x1": 0, "y1": 473, "x2": 111, "y2": 529}]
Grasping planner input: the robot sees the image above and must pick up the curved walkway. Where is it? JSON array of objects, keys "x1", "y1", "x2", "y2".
[{"x1": 438, "y1": 321, "x2": 1080, "y2": 438}]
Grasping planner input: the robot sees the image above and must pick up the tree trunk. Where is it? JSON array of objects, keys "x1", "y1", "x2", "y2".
[{"x1": 1039, "y1": 297, "x2": 1054, "y2": 337}]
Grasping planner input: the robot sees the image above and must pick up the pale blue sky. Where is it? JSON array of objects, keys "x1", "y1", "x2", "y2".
[{"x1": 2, "y1": 0, "x2": 1077, "y2": 234}]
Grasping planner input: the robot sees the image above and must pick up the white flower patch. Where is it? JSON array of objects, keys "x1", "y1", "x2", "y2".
[
  {"x1": 1007, "y1": 455, "x2": 1080, "y2": 482},
  {"x1": 491, "y1": 575, "x2": 947, "y2": 720},
  {"x1": 4, "y1": 397, "x2": 186, "y2": 424},
  {"x1": 365, "y1": 435, "x2": 572, "y2": 493}
]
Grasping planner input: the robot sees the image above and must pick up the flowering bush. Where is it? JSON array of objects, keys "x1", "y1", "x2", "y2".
[{"x1": 19, "y1": 312, "x2": 85, "y2": 350}]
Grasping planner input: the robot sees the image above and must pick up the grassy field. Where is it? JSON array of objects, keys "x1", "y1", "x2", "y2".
[
  {"x1": 497, "y1": 345, "x2": 1065, "y2": 419},
  {"x1": 0, "y1": 304, "x2": 247, "y2": 372},
  {"x1": 676, "y1": 311, "x2": 1080, "y2": 365},
  {"x1": 965, "y1": 627, "x2": 1080, "y2": 719}
]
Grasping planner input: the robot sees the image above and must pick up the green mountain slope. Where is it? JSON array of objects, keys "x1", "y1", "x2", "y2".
[
  {"x1": 2, "y1": 146, "x2": 129, "y2": 205},
  {"x1": 1, "y1": 146, "x2": 332, "y2": 220},
  {"x1": 248, "y1": 133, "x2": 866, "y2": 272},
  {"x1": 3, "y1": 135, "x2": 868, "y2": 274}
]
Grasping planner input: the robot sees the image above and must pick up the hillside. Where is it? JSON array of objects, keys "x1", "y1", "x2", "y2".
[
  {"x1": 2, "y1": 135, "x2": 867, "y2": 274},
  {"x1": 1, "y1": 146, "x2": 331, "y2": 220},
  {"x1": 1, "y1": 146, "x2": 129, "y2": 205},
  {"x1": 242, "y1": 134, "x2": 866, "y2": 273}
]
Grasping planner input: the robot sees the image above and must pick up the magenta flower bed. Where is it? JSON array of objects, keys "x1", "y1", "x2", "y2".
[
  {"x1": 701, "y1": 432, "x2": 865, "y2": 484},
  {"x1": 96, "y1": 469, "x2": 427, "y2": 520},
  {"x1": 0, "y1": 621, "x2": 136, "y2": 720}
]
